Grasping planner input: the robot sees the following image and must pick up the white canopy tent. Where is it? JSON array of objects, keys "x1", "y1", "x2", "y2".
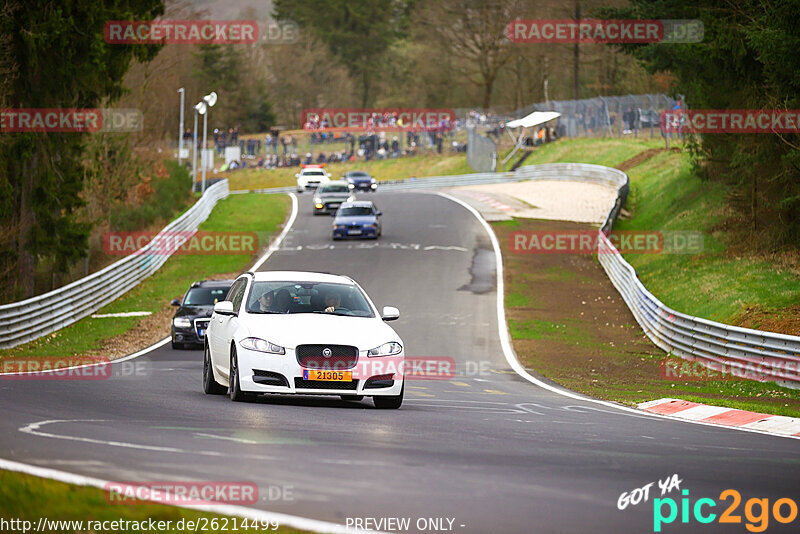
[
  {"x1": 502, "y1": 110, "x2": 561, "y2": 169},
  {"x1": 505, "y1": 111, "x2": 561, "y2": 129}
]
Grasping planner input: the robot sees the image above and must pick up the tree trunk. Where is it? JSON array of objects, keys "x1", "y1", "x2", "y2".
[
  {"x1": 17, "y1": 150, "x2": 35, "y2": 298},
  {"x1": 573, "y1": 1, "x2": 580, "y2": 100}
]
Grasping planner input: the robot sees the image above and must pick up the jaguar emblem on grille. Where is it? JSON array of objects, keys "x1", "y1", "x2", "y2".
[{"x1": 322, "y1": 348, "x2": 332, "y2": 358}]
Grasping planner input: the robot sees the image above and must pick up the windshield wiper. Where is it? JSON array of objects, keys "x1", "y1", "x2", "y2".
[{"x1": 311, "y1": 310, "x2": 352, "y2": 316}]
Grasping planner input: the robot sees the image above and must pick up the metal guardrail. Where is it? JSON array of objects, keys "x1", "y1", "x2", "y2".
[
  {"x1": 517, "y1": 164, "x2": 800, "y2": 387},
  {"x1": 0, "y1": 180, "x2": 230, "y2": 349}
]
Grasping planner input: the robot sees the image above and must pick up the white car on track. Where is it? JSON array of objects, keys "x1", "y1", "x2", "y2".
[
  {"x1": 204, "y1": 271, "x2": 405, "y2": 409},
  {"x1": 295, "y1": 165, "x2": 331, "y2": 192}
]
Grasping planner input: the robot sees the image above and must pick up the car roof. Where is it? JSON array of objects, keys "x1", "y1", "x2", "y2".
[
  {"x1": 249, "y1": 271, "x2": 356, "y2": 285},
  {"x1": 320, "y1": 180, "x2": 349, "y2": 187},
  {"x1": 338, "y1": 200, "x2": 375, "y2": 208},
  {"x1": 192, "y1": 279, "x2": 235, "y2": 288}
]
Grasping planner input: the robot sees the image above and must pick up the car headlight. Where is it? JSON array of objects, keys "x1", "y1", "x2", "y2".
[
  {"x1": 173, "y1": 317, "x2": 191, "y2": 328},
  {"x1": 240, "y1": 337, "x2": 285, "y2": 354},
  {"x1": 362, "y1": 223, "x2": 376, "y2": 228},
  {"x1": 334, "y1": 224, "x2": 347, "y2": 229},
  {"x1": 315, "y1": 203, "x2": 324, "y2": 209},
  {"x1": 348, "y1": 183, "x2": 355, "y2": 189},
  {"x1": 368, "y1": 342, "x2": 402, "y2": 357}
]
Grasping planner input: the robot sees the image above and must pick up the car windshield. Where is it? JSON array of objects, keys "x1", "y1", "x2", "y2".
[
  {"x1": 337, "y1": 207, "x2": 373, "y2": 216},
  {"x1": 183, "y1": 287, "x2": 230, "y2": 306},
  {"x1": 320, "y1": 185, "x2": 349, "y2": 193},
  {"x1": 245, "y1": 281, "x2": 374, "y2": 317},
  {"x1": 304, "y1": 170, "x2": 325, "y2": 176},
  {"x1": 349, "y1": 172, "x2": 369, "y2": 178}
]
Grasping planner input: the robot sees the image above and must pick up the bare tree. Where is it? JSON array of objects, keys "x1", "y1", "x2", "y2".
[{"x1": 416, "y1": 0, "x2": 524, "y2": 109}]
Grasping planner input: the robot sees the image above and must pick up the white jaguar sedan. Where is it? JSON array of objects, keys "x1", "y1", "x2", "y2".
[{"x1": 203, "y1": 271, "x2": 405, "y2": 409}]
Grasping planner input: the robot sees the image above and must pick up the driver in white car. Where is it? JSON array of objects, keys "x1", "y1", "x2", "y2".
[{"x1": 324, "y1": 293, "x2": 341, "y2": 313}]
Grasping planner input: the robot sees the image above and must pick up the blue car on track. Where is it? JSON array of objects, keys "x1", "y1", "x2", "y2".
[
  {"x1": 343, "y1": 170, "x2": 378, "y2": 191},
  {"x1": 332, "y1": 201, "x2": 382, "y2": 240}
]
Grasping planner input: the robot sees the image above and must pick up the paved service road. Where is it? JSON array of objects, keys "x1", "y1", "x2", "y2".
[{"x1": 1, "y1": 192, "x2": 798, "y2": 533}]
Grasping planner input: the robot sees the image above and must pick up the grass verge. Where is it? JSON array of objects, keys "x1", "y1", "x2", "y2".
[
  {"x1": 0, "y1": 469, "x2": 308, "y2": 533},
  {"x1": 495, "y1": 217, "x2": 800, "y2": 418},
  {"x1": 221, "y1": 152, "x2": 473, "y2": 191},
  {"x1": 0, "y1": 193, "x2": 291, "y2": 361},
  {"x1": 614, "y1": 149, "x2": 800, "y2": 329}
]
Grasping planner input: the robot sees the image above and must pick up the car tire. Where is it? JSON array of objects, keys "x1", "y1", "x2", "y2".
[
  {"x1": 373, "y1": 385, "x2": 403, "y2": 409},
  {"x1": 171, "y1": 340, "x2": 183, "y2": 350},
  {"x1": 340, "y1": 395, "x2": 364, "y2": 401},
  {"x1": 203, "y1": 343, "x2": 227, "y2": 395},
  {"x1": 229, "y1": 346, "x2": 254, "y2": 402}
]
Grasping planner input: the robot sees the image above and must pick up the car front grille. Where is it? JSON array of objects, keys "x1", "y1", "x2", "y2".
[
  {"x1": 194, "y1": 318, "x2": 210, "y2": 337},
  {"x1": 296, "y1": 344, "x2": 358, "y2": 370},
  {"x1": 294, "y1": 378, "x2": 359, "y2": 390}
]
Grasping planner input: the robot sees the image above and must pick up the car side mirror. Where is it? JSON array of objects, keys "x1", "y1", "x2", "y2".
[
  {"x1": 375, "y1": 210, "x2": 382, "y2": 216},
  {"x1": 294, "y1": 173, "x2": 300, "y2": 178},
  {"x1": 326, "y1": 173, "x2": 332, "y2": 178},
  {"x1": 214, "y1": 301, "x2": 235, "y2": 316},
  {"x1": 381, "y1": 306, "x2": 399, "y2": 321},
  {"x1": 170, "y1": 299, "x2": 181, "y2": 306}
]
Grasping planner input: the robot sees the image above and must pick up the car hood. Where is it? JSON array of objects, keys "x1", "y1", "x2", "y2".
[
  {"x1": 242, "y1": 313, "x2": 400, "y2": 350},
  {"x1": 175, "y1": 306, "x2": 212, "y2": 318},
  {"x1": 318, "y1": 192, "x2": 351, "y2": 200},
  {"x1": 348, "y1": 177, "x2": 372, "y2": 183},
  {"x1": 333, "y1": 215, "x2": 376, "y2": 225}
]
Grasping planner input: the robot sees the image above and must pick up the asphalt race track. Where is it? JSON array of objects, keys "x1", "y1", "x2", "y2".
[{"x1": 1, "y1": 191, "x2": 798, "y2": 533}]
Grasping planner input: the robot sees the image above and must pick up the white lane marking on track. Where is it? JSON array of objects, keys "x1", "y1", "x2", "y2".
[
  {"x1": 0, "y1": 458, "x2": 387, "y2": 534},
  {"x1": 251, "y1": 192, "x2": 298, "y2": 271},
  {"x1": 0, "y1": 337, "x2": 170, "y2": 377},
  {"x1": 194, "y1": 432, "x2": 259, "y2": 444},
  {"x1": 18, "y1": 420, "x2": 275, "y2": 459},
  {"x1": 433, "y1": 191, "x2": 800, "y2": 441}
]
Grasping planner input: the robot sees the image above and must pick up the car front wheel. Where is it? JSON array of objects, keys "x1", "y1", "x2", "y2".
[
  {"x1": 203, "y1": 343, "x2": 227, "y2": 395},
  {"x1": 229, "y1": 346, "x2": 254, "y2": 402},
  {"x1": 373, "y1": 385, "x2": 403, "y2": 409}
]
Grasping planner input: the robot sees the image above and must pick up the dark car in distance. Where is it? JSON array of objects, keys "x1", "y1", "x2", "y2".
[
  {"x1": 332, "y1": 201, "x2": 382, "y2": 240},
  {"x1": 343, "y1": 170, "x2": 377, "y2": 191},
  {"x1": 170, "y1": 279, "x2": 234, "y2": 349}
]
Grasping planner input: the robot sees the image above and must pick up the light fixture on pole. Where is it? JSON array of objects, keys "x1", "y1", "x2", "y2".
[
  {"x1": 200, "y1": 92, "x2": 217, "y2": 194},
  {"x1": 177, "y1": 88, "x2": 185, "y2": 165},
  {"x1": 192, "y1": 101, "x2": 206, "y2": 193}
]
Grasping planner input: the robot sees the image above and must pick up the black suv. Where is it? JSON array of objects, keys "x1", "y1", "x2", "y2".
[{"x1": 170, "y1": 279, "x2": 234, "y2": 349}]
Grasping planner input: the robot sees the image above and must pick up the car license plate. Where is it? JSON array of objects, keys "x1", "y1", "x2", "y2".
[
  {"x1": 347, "y1": 229, "x2": 362, "y2": 235},
  {"x1": 303, "y1": 370, "x2": 352, "y2": 381}
]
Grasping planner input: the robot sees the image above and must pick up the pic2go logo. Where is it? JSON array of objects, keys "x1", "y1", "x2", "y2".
[{"x1": 653, "y1": 489, "x2": 799, "y2": 532}]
